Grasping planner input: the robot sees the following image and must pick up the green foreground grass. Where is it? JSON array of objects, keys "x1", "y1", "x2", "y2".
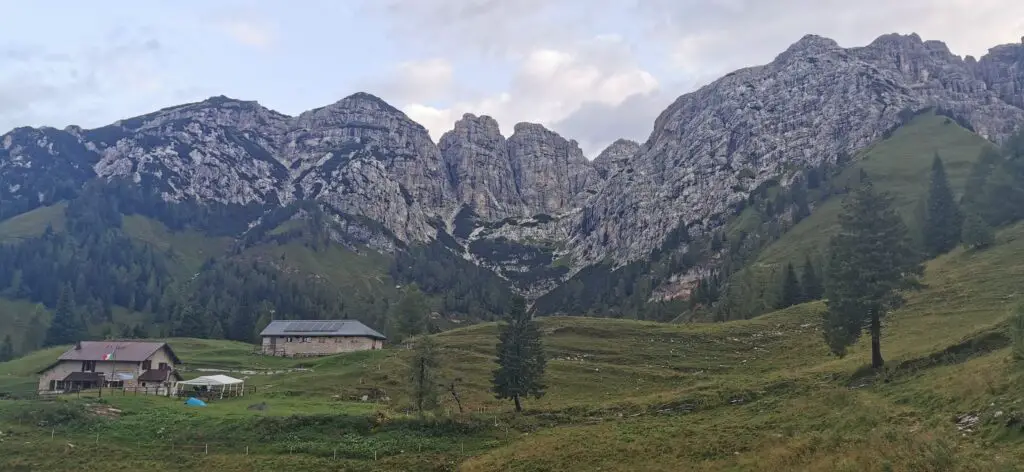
[{"x1": 2, "y1": 223, "x2": 1024, "y2": 470}]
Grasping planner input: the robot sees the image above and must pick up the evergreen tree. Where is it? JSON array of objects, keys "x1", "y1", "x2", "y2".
[
  {"x1": 173, "y1": 303, "x2": 209, "y2": 338},
  {"x1": 777, "y1": 262, "x2": 802, "y2": 309},
  {"x1": 923, "y1": 155, "x2": 962, "y2": 255},
  {"x1": 823, "y1": 178, "x2": 921, "y2": 367},
  {"x1": 800, "y1": 255, "x2": 823, "y2": 301},
  {"x1": 0, "y1": 335, "x2": 13, "y2": 362},
  {"x1": 392, "y1": 285, "x2": 429, "y2": 341},
  {"x1": 962, "y1": 209, "x2": 995, "y2": 249},
  {"x1": 44, "y1": 284, "x2": 85, "y2": 346},
  {"x1": 408, "y1": 335, "x2": 440, "y2": 416},
  {"x1": 492, "y1": 297, "x2": 546, "y2": 412}
]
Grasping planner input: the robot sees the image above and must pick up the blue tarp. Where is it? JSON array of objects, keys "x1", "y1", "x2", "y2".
[{"x1": 185, "y1": 397, "x2": 207, "y2": 407}]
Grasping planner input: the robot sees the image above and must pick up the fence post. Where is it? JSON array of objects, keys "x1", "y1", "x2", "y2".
[
  {"x1": 205, "y1": 444, "x2": 208, "y2": 455},
  {"x1": 333, "y1": 448, "x2": 336, "y2": 461},
  {"x1": 246, "y1": 446, "x2": 249, "y2": 456},
  {"x1": 374, "y1": 450, "x2": 377, "y2": 461},
  {"x1": 51, "y1": 428, "x2": 54, "y2": 439}
]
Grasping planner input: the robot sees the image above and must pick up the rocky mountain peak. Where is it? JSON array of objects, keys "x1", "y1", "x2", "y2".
[
  {"x1": 775, "y1": 34, "x2": 841, "y2": 61},
  {"x1": 439, "y1": 113, "x2": 518, "y2": 219},
  {"x1": 506, "y1": 122, "x2": 601, "y2": 215},
  {"x1": 571, "y1": 32, "x2": 1024, "y2": 270},
  {"x1": 593, "y1": 139, "x2": 640, "y2": 179}
]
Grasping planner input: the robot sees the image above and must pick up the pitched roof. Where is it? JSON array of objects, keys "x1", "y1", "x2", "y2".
[
  {"x1": 259, "y1": 320, "x2": 386, "y2": 340},
  {"x1": 57, "y1": 341, "x2": 181, "y2": 364}
]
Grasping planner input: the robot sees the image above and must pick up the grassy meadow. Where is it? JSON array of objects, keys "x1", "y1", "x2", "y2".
[{"x1": 2, "y1": 222, "x2": 1024, "y2": 470}]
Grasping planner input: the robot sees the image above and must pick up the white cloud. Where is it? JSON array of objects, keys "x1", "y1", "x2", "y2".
[
  {"x1": 400, "y1": 36, "x2": 659, "y2": 155},
  {"x1": 217, "y1": 18, "x2": 276, "y2": 49},
  {"x1": 367, "y1": 58, "x2": 456, "y2": 104}
]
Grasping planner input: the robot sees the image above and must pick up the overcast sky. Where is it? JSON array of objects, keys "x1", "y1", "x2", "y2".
[{"x1": 1, "y1": 1, "x2": 1022, "y2": 156}]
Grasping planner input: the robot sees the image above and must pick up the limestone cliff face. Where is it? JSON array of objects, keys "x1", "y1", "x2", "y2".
[
  {"x1": 284, "y1": 93, "x2": 452, "y2": 242},
  {"x1": 569, "y1": 34, "x2": 1024, "y2": 268},
  {"x1": 1, "y1": 33, "x2": 1022, "y2": 296},
  {"x1": 592, "y1": 139, "x2": 641, "y2": 179},
  {"x1": 439, "y1": 114, "x2": 520, "y2": 220},
  {"x1": 506, "y1": 122, "x2": 603, "y2": 216},
  {"x1": 439, "y1": 116, "x2": 603, "y2": 220}
]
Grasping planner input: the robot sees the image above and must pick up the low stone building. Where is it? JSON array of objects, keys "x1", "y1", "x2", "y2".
[
  {"x1": 259, "y1": 320, "x2": 386, "y2": 357},
  {"x1": 37, "y1": 341, "x2": 181, "y2": 394}
]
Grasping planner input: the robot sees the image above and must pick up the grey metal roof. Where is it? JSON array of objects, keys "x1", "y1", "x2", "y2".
[
  {"x1": 259, "y1": 320, "x2": 386, "y2": 340},
  {"x1": 57, "y1": 341, "x2": 181, "y2": 363}
]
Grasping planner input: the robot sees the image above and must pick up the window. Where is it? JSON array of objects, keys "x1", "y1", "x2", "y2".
[
  {"x1": 142, "y1": 360, "x2": 152, "y2": 370},
  {"x1": 81, "y1": 361, "x2": 96, "y2": 372},
  {"x1": 49, "y1": 380, "x2": 56, "y2": 391},
  {"x1": 159, "y1": 362, "x2": 169, "y2": 370},
  {"x1": 304, "y1": 337, "x2": 311, "y2": 343},
  {"x1": 318, "y1": 337, "x2": 326, "y2": 343}
]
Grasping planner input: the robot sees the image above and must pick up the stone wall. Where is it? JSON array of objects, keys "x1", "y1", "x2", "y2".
[{"x1": 261, "y1": 335, "x2": 382, "y2": 356}]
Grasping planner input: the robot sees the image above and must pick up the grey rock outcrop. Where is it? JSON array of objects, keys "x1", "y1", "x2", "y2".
[
  {"x1": 592, "y1": 139, "x2": 641, "y2": 179},
  {"x1": 284, "y1": 92, "x2": 452, "y2": 242},
  {"x1": 440, "y1": 117, "x2": 603, "y2": 220},
  {"x1": 506, "y1": 123, "x2": 602, "y2": 216},
  {"x1": 89, "y1": 97, "x2": 290, "y2": 206},
  {"x1": 570, "y1": 33, "x2": 1024, "y2": 268},
  {"x1": 439, "y1": 114, "x2": 520, "y2": 220}
]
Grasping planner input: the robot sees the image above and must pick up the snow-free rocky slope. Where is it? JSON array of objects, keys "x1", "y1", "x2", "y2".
[{"x1": 1, "y1": 33, "x2": 1022, "y2": 297}]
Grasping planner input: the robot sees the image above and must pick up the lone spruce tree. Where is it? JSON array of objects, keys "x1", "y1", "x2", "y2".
[
  {"x1": 923, "y1": 154, "x2": 962, "y2": 256},
  {"x1": 44, "y1": 284, "x2": 85, "y2": 346},
  {"x1": 409, "y1": 335, "x2": 440, "y2": 416},
  {"x1": 823, "y1": 176, "x2": 921, "y2": 367},
  {"x1": 777, "y1": 262, "x2": 802, "y2": 309},
  {"x1": 962, "y1": 208, "x2": 995, "y2": 249},
  {"x1": 492, "y1": 297, "x2": 546, "y2": 412}
]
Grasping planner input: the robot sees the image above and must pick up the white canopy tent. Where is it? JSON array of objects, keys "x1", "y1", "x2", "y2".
[{"x1": 174, "y1": 374, "x2": 245, "y2": 399}]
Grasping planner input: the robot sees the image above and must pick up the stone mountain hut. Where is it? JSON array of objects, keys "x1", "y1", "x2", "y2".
[
  {"x1": 258, "y1": 320, "x2": 386, "y2": 357},
  {"x1": 37, "y1": 341, "x2": 181, "y2": 394}
]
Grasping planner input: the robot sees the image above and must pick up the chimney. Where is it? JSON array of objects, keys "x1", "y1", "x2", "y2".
[{"x1": 74, "y1": 341, "x2": 82, "y2": 350}]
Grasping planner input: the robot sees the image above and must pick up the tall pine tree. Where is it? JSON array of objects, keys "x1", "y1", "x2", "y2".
[
  {"x1": 962, "y1": 209, "x2": 995, "y2": 249},
  {"x1": 44, "y1": 284, "x2": 85, "y2": 346},
  {"x1": 408, "y1": 335, "x2": 440, "y2": 416},
  {"x1": 800, "y1": 255, "x2": 823, "y2": 301},
  {"x1": 823, "y1": 177, "x2": 921, "y2": 367},
  {"x1": 923, "y1": 154, "x2": 962, "y2": 256},
  {"x1": 492, "y1": 297, "x2": 546, "y2": 412},
  {"x1": 777, "y1": 262, "x2": 802, "y2": 309}
]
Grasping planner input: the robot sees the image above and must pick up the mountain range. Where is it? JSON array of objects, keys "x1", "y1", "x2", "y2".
[{"x1": 1, "y1": 32, "x2": 1023, "y2": 316}]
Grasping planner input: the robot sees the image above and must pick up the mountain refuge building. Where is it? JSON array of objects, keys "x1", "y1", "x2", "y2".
[
  {"x1": 259, "y1": 320, "x2": 386, "y2": 356},
  {"x1": 37, "y1": 341, "x2": 181, "y2": 395}
]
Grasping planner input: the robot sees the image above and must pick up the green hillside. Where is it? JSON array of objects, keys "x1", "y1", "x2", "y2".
[
  {"x1": 757, "y1": 113, "x2": 993, "y2": 267},
  {"x1": 3, "y1": 222, "x2": 1024, "y2": 470},
  {"x1": 0, "y1": 202, "x2": 66, "y2": 242}
]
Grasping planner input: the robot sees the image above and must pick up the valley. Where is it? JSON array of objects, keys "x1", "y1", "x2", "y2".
[{"x1": 0, "y1": 29, "x2": 1023, "y2": 471}]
